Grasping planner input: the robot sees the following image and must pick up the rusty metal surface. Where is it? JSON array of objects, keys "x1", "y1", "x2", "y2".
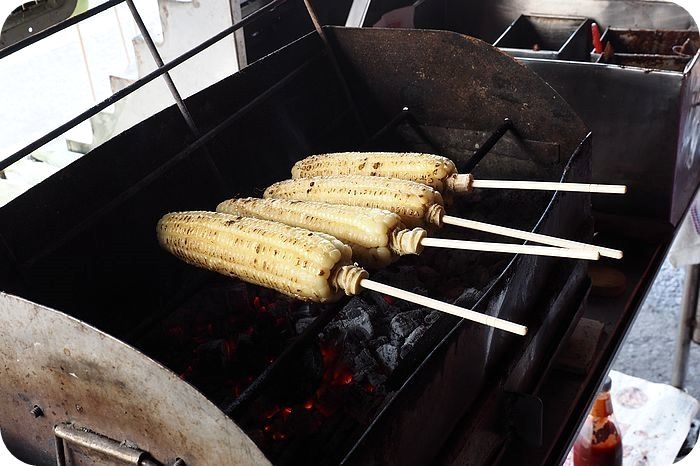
[
  {"x1": 327, "y1": 27, "x2": 589, "y2": 160},
  {"x1": 0, "y1": 293, "x2": 270, "y2": 466},
  {"x1": 437, "y1": 0, "x2": 696, "y2": 44},
  {"x1": 602, "y1": 28, "x2": 699, "y2": 56},
  {"x1": 598, "y1": 54, "x2": 692, "y2": 72}
]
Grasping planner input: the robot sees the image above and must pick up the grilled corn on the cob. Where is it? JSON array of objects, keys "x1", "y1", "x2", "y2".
[
  {"x1": 263, "y1": 175, "x2": 445, "y2": 229},
  {"x1": 291, "y1": 152, "x2": 471, "y2": 193},
  {"x1": 216, "y1": 197, "x2": 426, "y2": 256},
  {"x1": 156, "y1": 211, "x2": 367, "y2": 302}
]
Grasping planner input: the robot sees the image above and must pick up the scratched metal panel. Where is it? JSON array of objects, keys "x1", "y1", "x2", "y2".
[{"x1": 0, "y1": 293, "x2": 270, "y2": 466}]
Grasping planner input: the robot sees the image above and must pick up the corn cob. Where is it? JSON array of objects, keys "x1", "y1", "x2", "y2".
[
  {"x1": 216, "y1": 197, "x2": 426, "y2": 255},
  {"x1": 156, "y1": 211, "x2": 366, "y2": 302},
  {"x1": 263, "y1": 175, "x2": 445, "y2": 229},
  {"x1": 216, "y1": 197, "x2": 400, "y2": 269},
  {"x1": 157, "y1": 212, "x2": 529, "y2": 335},
  {"x1": 291, "y1": 151, "x2": 626, "y2": 195},
  {"x1": 291, "y1": 151, "x2": 463, "y2": 192},
  {"x1": 216, "y1": 197, "x2": 600, "y2": 263}
]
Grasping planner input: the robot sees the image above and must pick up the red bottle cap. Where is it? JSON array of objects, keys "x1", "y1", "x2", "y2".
[{"x1": 592, "y1": 23, "x2": 603, "y2": 53}]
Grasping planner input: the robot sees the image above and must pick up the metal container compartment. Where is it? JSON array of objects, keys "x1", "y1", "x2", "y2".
[
  {"x1": 337, "y1": 0, "x2": 699, "y2": 228},
  {"x1": 493, "y1": 14, "x2": 593, "y2": 61},
  {"x1": 592, "y1": 28, "x2": 699, "y2": 72}
]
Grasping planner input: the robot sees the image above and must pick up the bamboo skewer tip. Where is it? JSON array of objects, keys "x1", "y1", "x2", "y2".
[
  {"x1": 470, "y1": 179, "x2": 627, "y2": 194},
  {"x1": 359, "y1": 278, "x2": 528, "y2": 336},
  {"x1": 442, "y1": 215, "x2": 623, "y2": 260},
  {"x1": 420, "y1": 237, "x2": 600, "y2": 260}
]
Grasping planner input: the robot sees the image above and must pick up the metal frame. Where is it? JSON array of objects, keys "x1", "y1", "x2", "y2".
[
  {"x1": 0, "y1": 0, "x2": 345, "y2": 172},
  {"x1": 672, "y1": 264, "x2": 700, "y2": 389}
]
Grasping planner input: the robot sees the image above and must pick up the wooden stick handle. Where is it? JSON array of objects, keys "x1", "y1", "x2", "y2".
[
  {"x1": 442, "y1": 215, "x2": 623, "y2": 259},
  {"x1": 420, "y1": 237, "x2": 599, "y2": 260},
  {"x1": 470, "y1": 179, "x2": 627, "y2": 194},
  {"x1": 360, "y1": 278, "x2": 527, "y2": 335}
]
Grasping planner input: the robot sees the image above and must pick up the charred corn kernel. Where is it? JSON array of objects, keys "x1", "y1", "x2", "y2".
[
  {"x1": 292, "y1": 152, "x2": 459, "y2": 192},
  {"x1": 348, "y1": 244, "x2": 396, "y2": 269},
  {"x1": 156, "y1": 211, "x2": 356, "y2": 303},
  {"x1": 217, "y1": 197, "x2": 404, "y2": 249},
  {"x1": 217, "y1": 197, "x2": 426, "y2": 268},
  {"x1": 264, "y1": 175, "x2": 445, "y2": 229}
]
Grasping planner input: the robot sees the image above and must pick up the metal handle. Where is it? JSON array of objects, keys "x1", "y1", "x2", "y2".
[{"x1": 54, "y1": 423, "x2": 181, "y2": 466}]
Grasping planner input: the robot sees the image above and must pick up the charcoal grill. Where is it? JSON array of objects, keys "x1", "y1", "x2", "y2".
[
  {"x1": 307, "y1": 0, "x2": 700, "y2": 464},
  {"x1": 1, "y1": 2, "x2": 604, "y2": 465}
]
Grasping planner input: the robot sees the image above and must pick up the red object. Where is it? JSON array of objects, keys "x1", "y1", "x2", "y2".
[
  {"x1": 591, "y1": 23, "x2": 603, "y2": 53},
  {"x1": 573, "y1": 377, "x2": 622, "y2": 466}
]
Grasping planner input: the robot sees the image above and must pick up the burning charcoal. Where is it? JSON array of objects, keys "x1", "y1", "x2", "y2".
[
  {"x1": 268, "y1": 344, "x2": 323, "y2": 405},
  {"x1": 410, "y1": 286, "x2": 429, "y2": 296},
  {"x1": 369, "y1": 336, "x2": 389, "y2": 349},
  {"x1": 193, "y1": 339, "x2": 228, "y2": 367},
  {"x1": 375, "y1": 343, "x2": 399, "y2": 371},
  {"x1": 424, "y1": 310, "x2": 441, "y2": 327},
  {"x1": 224, "y1": 281, "x2": 251, "y2": 308},
  {"x1": 325, "y1": 300, "x2": 373, "y2": 340},
  {"x1": 337, "y1": 296, "x2": 371, "y2": 320},
  {"x1": 400, "y1": 325, "x2": 427, "y2": 359},
  {"x1": 366, "y1": 371, "x2": 387, "y2": 388},
  {"x1": 294, "y1": 302, "x2": 321, "y2": 319},
  {"x1": 390, "y1": 309, "x2": 428, "y2": 344},
  {"x1": 295, "y1": 317, "x2": 316, "y2": 335},
  {"x1": 353, "y1": 348, "x2": 379, "y2": 380}
]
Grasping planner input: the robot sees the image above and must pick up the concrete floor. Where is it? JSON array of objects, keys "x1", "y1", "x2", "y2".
[{"x1": 612, "y1": 259, "x2": 700, "y2": 400}]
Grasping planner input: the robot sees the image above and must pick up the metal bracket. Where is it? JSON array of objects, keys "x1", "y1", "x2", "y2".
[
  {"x1": 54, "y1": 422, "x2": 183, "y2": 466},
  {"x1": 504, "y1": 391, "x2": 543, "y2": 447}
]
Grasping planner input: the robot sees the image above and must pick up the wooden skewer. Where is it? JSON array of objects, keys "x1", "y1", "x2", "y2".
[
  {"x1": 449, "y1": 174, "x2": 627, "y2": 194},
  {"x1": 470, "y1": 179, "x2": 627, "y2": 194},
  {"x1": 420, "y1": 237, "x2": 599, "y2": 260},
  {"x1": 360, "y1": 278, "x2": 528, "y2": 335},
  {"x1": 442, "y1": 216, "x2": 623, "y2": 260}
]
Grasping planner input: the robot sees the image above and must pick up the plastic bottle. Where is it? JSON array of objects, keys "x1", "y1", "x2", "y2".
[{"x1": 573, "y1": 375, "x2": 623, "y2": 466}]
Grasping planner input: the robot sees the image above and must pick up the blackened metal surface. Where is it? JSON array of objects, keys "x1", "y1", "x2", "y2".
[
  {"x1": 327, "y1": 27, "x2": 588, "y2": 159},
  {"x1": 406, "y1": 0, "x2": 699, "y2": 227},
  {"x1": 460, "y1": 118, "x2": 514, "y2": 173},
  {"x1": 0, "y1": 293, "x2": 270, "y2": 466},
  {"x1": 441, "y1": 259, "x2": 590, "y2": 465},
  {"x1": 340, "y1": 133, "x2": 592, "y2": 466},
  {"x1": 520, "y1": 59, "x2": 685, "y2": 224}
]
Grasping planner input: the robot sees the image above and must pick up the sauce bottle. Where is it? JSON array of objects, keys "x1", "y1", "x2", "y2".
[{"x1": 573, "y1": 375, "x2": 623, "y2": 466}]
